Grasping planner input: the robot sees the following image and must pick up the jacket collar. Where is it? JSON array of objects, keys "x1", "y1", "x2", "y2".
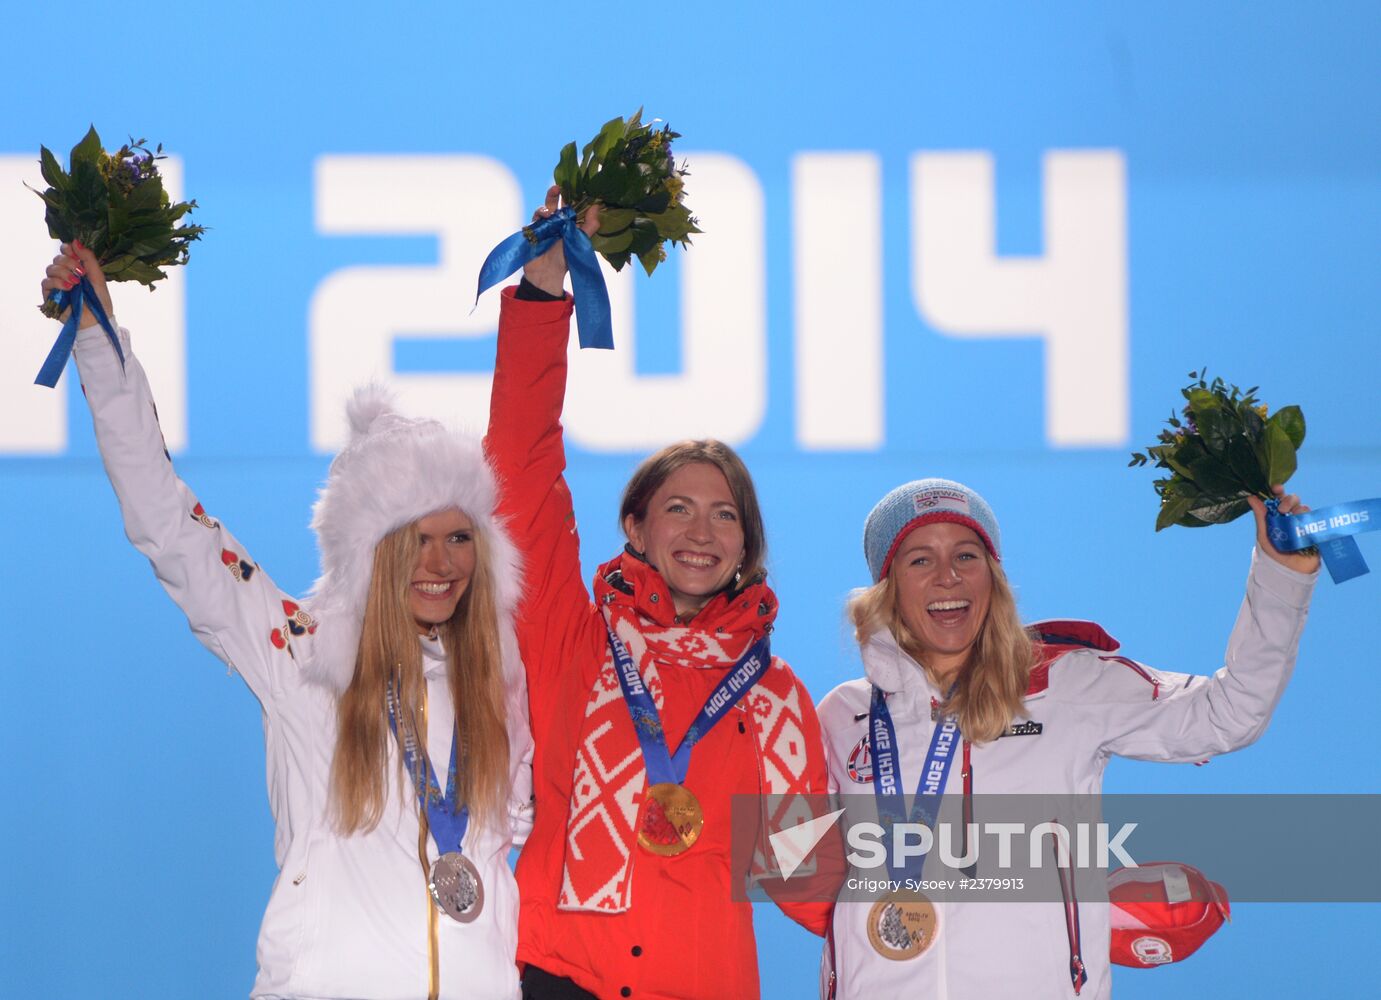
[
  {"x1": 1026, "y1": 618, "x2": 1119, "y2": 695},
  {"x1": 862, "y1": 619, "x2": 1122, "y2": 706},
  {"x1": 860, "y1": 628, "x2": 941, "y2": 706},
  {"x1": 420, "y1": 632, "x2": 447, "y2": 680}
]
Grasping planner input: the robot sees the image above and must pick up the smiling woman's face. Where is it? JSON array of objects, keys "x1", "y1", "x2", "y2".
[
  {"x1": 890, "y1": 520, "x2": 993, "y2": 682},
  {"x1": 624, "y1": 461, "x2": 745, "y2": 618},
  {"x1": 407, "y1": 508, "x2": 477, "y2": 633}
]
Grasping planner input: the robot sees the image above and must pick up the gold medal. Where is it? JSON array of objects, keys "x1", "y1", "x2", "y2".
[
  {"x1": 637, "y1": 782, "x2": 704, "y2": 856},
  {"x1": 866, "y1": 890, "x2": 939, "y2": 960}
]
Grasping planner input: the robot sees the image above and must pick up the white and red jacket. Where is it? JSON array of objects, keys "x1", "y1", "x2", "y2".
[
  {"x1": 816, "y1": 550, "x2": 1314, "y2": 1000},
  {"x1": 72, "y1": 321, "x2": 533, "y2": 1000}
]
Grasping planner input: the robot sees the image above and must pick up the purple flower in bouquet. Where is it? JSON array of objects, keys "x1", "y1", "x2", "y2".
[{"x1": 32, "y1": 127, "x2": 204, "y2": 317}]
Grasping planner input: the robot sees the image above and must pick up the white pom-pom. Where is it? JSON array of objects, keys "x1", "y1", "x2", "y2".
[{"x1": 345, "y1": 383, "x2": 397, "y2": 441}]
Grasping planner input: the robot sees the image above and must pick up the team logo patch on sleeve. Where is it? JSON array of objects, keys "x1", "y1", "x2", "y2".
[
  {"x1": 220, "y1": 548, "x2": 255, "y2": 582},
  {"x1": 847, "y1": 736, "x2": 874, "y2": 783},
  {"x1": 270, "y1": 600, "x2": 317, "y2": 654},
  {"x1": 190, "y1": 502, "x2": 218, "y2": 529}
]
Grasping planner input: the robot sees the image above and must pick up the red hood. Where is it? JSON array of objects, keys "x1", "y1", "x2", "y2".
[{"x1": 1027, "y1": 619, "x2": 1120, "y2": 695}]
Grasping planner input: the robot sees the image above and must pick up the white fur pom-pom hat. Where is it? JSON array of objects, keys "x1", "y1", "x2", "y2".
[{"x1": 302, "y1": 385, "x2": 522, "y2": 693}]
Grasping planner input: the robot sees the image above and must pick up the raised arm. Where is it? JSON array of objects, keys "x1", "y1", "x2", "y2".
[
  {"x1": 1066, "y1": 492, "x2": 1318, "y2": 762},
  {"x1": 48, "y1": 244, "x2": 300, "y2": 705},
  {"x1": 484, "y1": 190, "x2": 603, "y2": 691}
]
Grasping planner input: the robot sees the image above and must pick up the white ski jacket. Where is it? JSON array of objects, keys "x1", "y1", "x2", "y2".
[
  {"x1": 72, "y1": 321, "x2": 533, "y2": 1000},
  {"x1": 816, "y1": 550, "x2": 1314, "y2": 1000}
]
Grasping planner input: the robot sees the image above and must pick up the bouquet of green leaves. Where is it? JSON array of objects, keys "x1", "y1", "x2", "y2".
[
  {"x1": 551, "y1": 109, "x2": 700, "y2": 276},
  {"x1": 32, "y1": 126, "x2": 204, "y2": 318},
  {"x1": 1129, "y1": 371, "x2": 1306, "y2": 530},
  {"x1": 477, "y1": 109, "x2": 699, "y2": 351}
]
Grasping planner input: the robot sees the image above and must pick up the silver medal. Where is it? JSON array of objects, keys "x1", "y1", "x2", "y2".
[{"x1": 429, "y1": 851, "x2": 484, "y2": 923}]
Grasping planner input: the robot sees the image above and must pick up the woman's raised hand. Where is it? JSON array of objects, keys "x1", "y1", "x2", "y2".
[
  {"x1": 1248, "y1": 485, "x2": 1322, "y2": 574},
  {"x1": 40, "y1": 241, "x2": 111, "y2": 328},
  {"x1": 521, "y1": 185, "x2": 601, "y2": 297}
]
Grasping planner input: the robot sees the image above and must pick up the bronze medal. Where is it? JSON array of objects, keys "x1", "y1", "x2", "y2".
[
  {"x1": 637, "y1": 782, "x2": 705, "y2": 856},
  {"x1": 429, "y1": 851, "x2": 484, "y2": 923},
  {"x1": 866, "y1": 890, "x2": 939, "y2": 960}
]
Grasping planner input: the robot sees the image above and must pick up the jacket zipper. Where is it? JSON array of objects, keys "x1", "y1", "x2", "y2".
[
  {"x1": 960, "y1": 738, "x2": 977, "y2": 878},
  {"x1": 1053, "y1": 821, "x2": 1087, "y2": 995},
  {"x1": 824, "y1": 924, "x2": 838, "y2": 999}
]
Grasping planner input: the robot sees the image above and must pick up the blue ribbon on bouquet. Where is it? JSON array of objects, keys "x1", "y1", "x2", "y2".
[
  {"x1": 1266, "y1": 496, "x2": 1380, "y2": 584},
  {"x1": 34, "y1": 277, "x2": 123, "y2": 388},
  {"x1": 475, "y1": 206, "x2": 613, "y2": 351}
]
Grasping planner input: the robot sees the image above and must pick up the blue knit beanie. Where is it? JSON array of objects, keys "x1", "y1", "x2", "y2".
[{"x1": 863, "y1": 478, "x2": 1001, "y2": 583}]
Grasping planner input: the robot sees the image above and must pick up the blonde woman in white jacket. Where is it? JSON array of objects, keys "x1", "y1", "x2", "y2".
[
  {"x1": 816, "y1": 477, "x2": 1317, "y2": 1000},
  {"x1": 39, "y1": 243, "x2": 533, "y2": 1000}
]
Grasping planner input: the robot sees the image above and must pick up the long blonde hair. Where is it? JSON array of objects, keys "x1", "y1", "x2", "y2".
[
  {"x1": 849, "y1": 552, "x2": 1034, "y2": 744},
  {"x1": 331, "y1": 517, "x2": 509, "y2": 834}
]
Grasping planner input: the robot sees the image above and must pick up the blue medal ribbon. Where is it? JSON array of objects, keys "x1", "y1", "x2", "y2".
[
  {"x1": 476, "y1": 206, "x2": 613, "y2": 350},
  {"x1": 35, "y1": 277, "x2": 124, "y2": 388},
  {"x1": 869, "y1": 685, "x2": 960, "y2": 882},
  {"x1": 1266, "y1": 497, "x2": 1379, "y2": 584},
  {"x1": 604, "y1": 620, "x2": 771, "y2": 787},
  {"x1": 385, "y1": 684, "x2": 469, "y2": 855}
]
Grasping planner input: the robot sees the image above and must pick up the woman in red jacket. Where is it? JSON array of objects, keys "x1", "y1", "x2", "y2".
[{"x1": 487, "y1": 189, "x2": 833, "y2": 999}]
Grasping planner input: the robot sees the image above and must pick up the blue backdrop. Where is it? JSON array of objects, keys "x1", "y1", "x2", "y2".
[{"x1": 2, "y1": 2, "x2": 1377, "y2": 997}]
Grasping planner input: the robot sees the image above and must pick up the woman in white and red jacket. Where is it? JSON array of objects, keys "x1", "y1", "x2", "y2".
[
  {"x1": 817, "y1": 477, "x2": 1317, "y2": 999},
  {"x1": 39, "y1": 243, "x2": 533, "y2": 999}
]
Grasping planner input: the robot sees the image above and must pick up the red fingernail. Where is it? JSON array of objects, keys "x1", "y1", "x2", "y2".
[{"x1": 73, "y1": 239, "x2": 84, "y2": 250}]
